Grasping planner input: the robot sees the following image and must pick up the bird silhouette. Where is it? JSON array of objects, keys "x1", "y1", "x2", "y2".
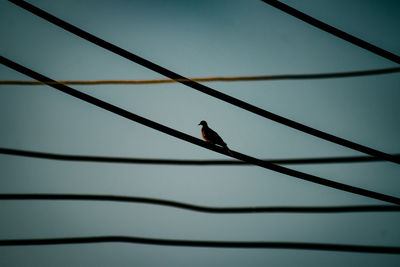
[{"x1": 198, "y1": 120, "x2": 232, "y2": 155}]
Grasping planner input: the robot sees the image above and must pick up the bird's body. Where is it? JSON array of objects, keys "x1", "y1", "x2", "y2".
[
  {"x1": 198, "y1": 121, "x2": 229, "y2": 150},
  {"x1": 201, "y1": 125, "x2": 227, "y2": 148}
]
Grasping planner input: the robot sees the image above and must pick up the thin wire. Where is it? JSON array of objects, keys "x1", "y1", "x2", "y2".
[
  {"x1": 260, "y1": 0, "x2": 400, "y2": 64},
  {"x1": 1, "y1": 235, "x2": 399, "y2": 253},
  {"x1": 1, "y1": 194, "x2": 399, "y2": 214},
  {"x1": 1, "y1": 55, "x2": 400, "y2": 205},
  {"x1": 2, "y1": 147, "x2": 400, "y2": 165},
  {"x1": 9, "y1": 0, "x2": 400, "y2": 165},
  {"x1": 1, "y1": 67, "x2": 399, "y2": 85}
]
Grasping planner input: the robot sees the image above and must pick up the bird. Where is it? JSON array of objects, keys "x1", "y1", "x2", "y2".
[{"x1": 198, "y1": 120, "x2": 232, "y2": 155}]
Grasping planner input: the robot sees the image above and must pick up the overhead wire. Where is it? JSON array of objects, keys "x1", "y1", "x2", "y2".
[
  {"x1": 260, "y1": 0, "x2": 400, "y2": 64},
  {"x1": 1, "y1": 55, "x2": 400, "y2": 205},
  {"x1": 1, "y1": 235, "x2": 399, "y2": 253},
  {"x1": 2, "y1": 2, "x2": 400, "y2": 256},
  {"x1": 1, "y1": 147, "x2": 400, "y2": 165},
  {"x1": 8, "y1": 0, "x2": 400, "y2": 165},
  {"x1": 1, "y1": 193, "x2": 399, "y2": 214},
  {"x1": 1, "y1": 66, "x2": 399, "y2": 85}
]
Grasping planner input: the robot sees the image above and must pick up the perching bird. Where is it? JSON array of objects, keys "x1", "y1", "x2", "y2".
[{"x1": 198, "y1": 120, "x2": 232, "y2": 154}]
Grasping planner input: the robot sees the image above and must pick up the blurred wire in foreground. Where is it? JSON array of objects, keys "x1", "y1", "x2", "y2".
[
  {"x1": 1, "y1": 235, "x2": 399, "y2": 253},
  {"x1": 1, "y1": 194, "x2": 399, "y2": 213},
  {"x1": 2, "y1": 148, "x2": 400, "y2": 165},
  {"x1": 261, "y1": 0, "x2": 400, "y2": 64},
  {"x1": 1, "y1": 67, "x2": 399, "y2": 85}
]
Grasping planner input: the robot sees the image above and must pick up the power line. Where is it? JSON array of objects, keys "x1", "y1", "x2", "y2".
[
  {"x1": 261, "y1": 0, "x2": 400, "y2": 64},
  {"x1": 2, "y1": 147, "x2": 400, "y2": 165},
  {"x1": 1, "y1": 55, "x2": 400, "y2": 205},
  {"x1": 1, "y1": 193, "x2": 399, "y2": 214},
  {"x1": 9, "y1": 0, "x2": 400, "y2": 165},
  {"x1": 0, "y1": 235, "x2": 399, "y2": 253},
  {"x1": 1, "y1": 67, "x2": 399, "y2": 85}
]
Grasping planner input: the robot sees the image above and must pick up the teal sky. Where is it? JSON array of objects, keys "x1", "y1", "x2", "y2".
[{"x1": 0, "y1": 0, "x2": 399, "y2": 266}]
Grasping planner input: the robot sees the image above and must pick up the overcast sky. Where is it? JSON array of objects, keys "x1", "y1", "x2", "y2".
[{"x1": 0, "y1": 0, "x2": 399, "y2": 266}]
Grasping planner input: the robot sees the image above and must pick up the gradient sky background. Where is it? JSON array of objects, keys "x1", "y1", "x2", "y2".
[{"x1": 0, "y1": 0, "x2": 399, "y2": 266}]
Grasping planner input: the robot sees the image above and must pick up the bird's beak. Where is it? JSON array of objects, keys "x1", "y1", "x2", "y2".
[{"x1": 198, "y1": 123, "x2": 201, "y2": 126}]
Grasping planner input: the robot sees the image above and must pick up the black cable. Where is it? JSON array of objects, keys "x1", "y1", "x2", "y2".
[
  {"x1": 261, "y1": 0, "x2": 400, "y2": 64},
  {"x1": 8, "y1": 0, "x2": 400, "y2": 165},
  {"x1": 2, "y1": 147, "x2": 400, "y2": 165},
  {"x1": 0, "y1": 235, "x2": 399, "y2": 253},
  {"x1": 1, "y1": 56, "x2": 400, "y2": 205},
  {"x1": 2, "y1": 194, "x2": 399, "y2": 214}
]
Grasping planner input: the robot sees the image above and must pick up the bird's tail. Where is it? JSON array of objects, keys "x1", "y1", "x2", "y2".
[{"x1": 223, "y1": 143, "x2": 234, "y2": 156}]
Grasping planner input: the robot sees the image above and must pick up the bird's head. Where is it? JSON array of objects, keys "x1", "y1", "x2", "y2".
[{"x1": 198, "y1": 120, "x2": 208, "y2": 126}]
